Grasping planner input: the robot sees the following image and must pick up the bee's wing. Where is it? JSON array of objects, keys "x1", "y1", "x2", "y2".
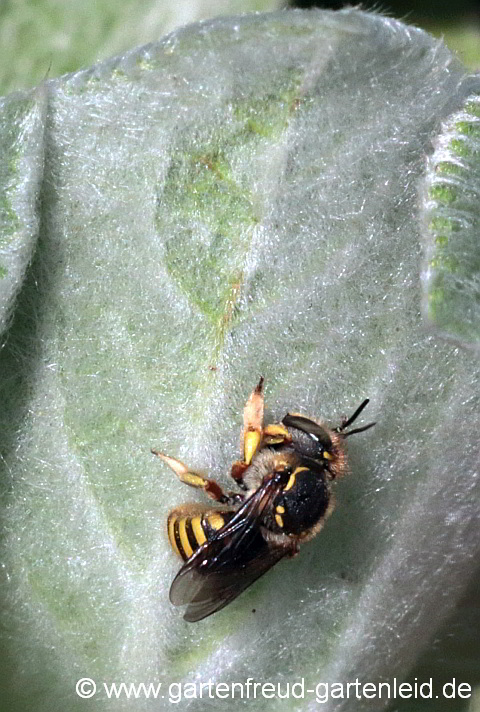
[
  {"x1": 169, "y1": 476, "x2": 287, "y2": 622},
  {"x1": 180, "y1": 544, "x2": 286, "y2": 622}
]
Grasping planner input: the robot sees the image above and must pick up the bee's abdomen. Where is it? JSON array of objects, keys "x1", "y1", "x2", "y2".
[{"x1": 168, "y1": 508, "x2": 234, "y2": 561}]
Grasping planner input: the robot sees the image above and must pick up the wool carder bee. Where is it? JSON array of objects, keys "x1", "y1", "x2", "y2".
[{"x1": 152, "y1": 378, "x2": 375, "y2": 622}]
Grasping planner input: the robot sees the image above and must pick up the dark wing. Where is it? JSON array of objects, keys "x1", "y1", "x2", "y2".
[
  {"x1": 178, "y1": 541, "x2": 287, "y2": 622},
  {"x1": 169, "y1": 476, "x2": 288, "y2": 622}
]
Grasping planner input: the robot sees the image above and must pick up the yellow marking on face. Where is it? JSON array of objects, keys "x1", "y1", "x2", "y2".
[
  {"x1": 168, "y1": 516, "x2": 182, "y2": 558},
  {"x1": 191, "y1": 515, "x2": 207, "y2": 546},
  {"x1": 244, "y1": 430, "x2": 261, "y2": 465},
  {"x1": 275, "y1": 514, "x2": 284, "y2": 528},
  {"x1": 276, "y1": 505, "x2": 285, "y2": 514},
  {"x1": 323, "y1": 451, "x2": 333, "y2": 460},
  {"x1": 208, "y1": 512, "x2": 225, "y2": 531},
  {"x1": 179, "y1": 518, "x2": 193, "y2": 559}
]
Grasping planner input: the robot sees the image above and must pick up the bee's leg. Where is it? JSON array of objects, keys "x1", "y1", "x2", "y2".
[
  {"x1": 230, "y1": 377, "x2": 265, "y2": 489},
  {"x1": 262, "y1": 423, "x2": 292, "y2": 446},
  {"x1": 286, "y1": 540, "x2": 301, "y2": 558},
  {"x1": 242, "y1": 376, "x2": 265, "y2": 464},
  {"x1": 152, "y1": 450, "x2": 233, "y2": 504},
  {"x1": 231, "y1": 422, "x2": 292, "y2": 486}
]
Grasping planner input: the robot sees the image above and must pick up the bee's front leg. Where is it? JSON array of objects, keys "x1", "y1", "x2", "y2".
[
  {"x1": 152, "y1": 450, "x2": 235, "y2": 504},
  {"x1": 230, "y1": 377, "x2": 264, "y2": 489},
  {"x1": 230, "y1": 378, "x2": 293, "y2": 489}
]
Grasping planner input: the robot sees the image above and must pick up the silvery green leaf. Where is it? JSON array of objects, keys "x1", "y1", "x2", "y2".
[
  {"x1": 0, "y1": 9, "x2": 479, "y2": 712},
  {"x1": 421, "y1": 92, "x2": 480, "y2": 346},
  {"x1": 0, "y1": 0, "x2": 283, "y2": 94},
  {"x1": 395, "y1": 570, "x2": 480, "y2": 712}
]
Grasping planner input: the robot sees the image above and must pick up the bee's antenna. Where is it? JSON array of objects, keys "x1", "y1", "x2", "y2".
[
  {"x1": 338, "y1": 398, "x2": 375, "y2": 437},
  {"x1": 343, "y1": 421, "x2": 376, "y2": 438}
]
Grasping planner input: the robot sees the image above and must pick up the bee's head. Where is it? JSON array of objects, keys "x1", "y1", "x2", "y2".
[
  {"x1": 282, "y1": 399, "x2": 375, "y2": 477},
  {"x1": 281, "y1": 413, "x2": 333, "y2": 455}
]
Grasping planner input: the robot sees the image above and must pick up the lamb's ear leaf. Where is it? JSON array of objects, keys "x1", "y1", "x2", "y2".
[
  {"x1": 396, "y1": 566, "x2": 480, "y2": 712},
  {"x1": 421, "y1": 91, "x2": 480, "y2": 347},
  {"x1": 0, "y1": 87, "x2": 47, "y2": 333},
  {"x1": 0, "y1": 0, "x2": 282, "y2": 95},
  {"x1": 0, "y1": 9, "x2": 479, "y2": 712}
]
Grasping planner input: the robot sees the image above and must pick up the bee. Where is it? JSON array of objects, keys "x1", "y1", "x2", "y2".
[{"x1": 152, "y1": 378, "x2": 375, "y2": 622}]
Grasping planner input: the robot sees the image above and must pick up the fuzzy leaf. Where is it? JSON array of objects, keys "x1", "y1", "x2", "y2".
[
  {"x1": 0, "y1": 0, "x2": 283, "y2": 94},
  {"x1": 421, "y1": 91, "x2": 480, "y2": 347},
  {"x1": 0, "y1": 9, "x2": 479, "y2": 712}
]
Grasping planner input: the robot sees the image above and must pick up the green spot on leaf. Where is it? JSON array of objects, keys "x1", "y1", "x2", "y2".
[
  {"x1": 422, "y1": 93, "x2": 480, "y2": 344},
  {"x1": 455, "y1": 120, "x2": 480, "y2": 138},
  {"x1": 435, "y1": 161, "x2": 464, "y2": 177},
  {"x1": 449, "y1": 138, "x2": 470, "y2": 157},
  {"x1": 428, "y1": 183, "x2": 456, "y2": 204},
  {"x1": 157, "y1": 71, "x2": 302, "y2": 339},
  {"x1": 434, "y1": 235, "x2": 449, "y2": 248},
  {"x1": 465, "y1": 99, "x2": 480, "y2": 118},
  {"x1": 429, "y1": 216, "x2": 453, "y2": 234},
  {"x1": 429, "y1": 254, "x2": 459, "y2": 272}
]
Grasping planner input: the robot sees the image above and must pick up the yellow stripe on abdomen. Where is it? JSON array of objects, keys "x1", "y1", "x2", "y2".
[
  {"x1": 169, "y1": 509, "x2": 230, "y2": 561},
  {"x1": 168, "y1": 515, "x2": 182, "y2": 559},
  {"x1": 178, "y1": 518, "x2": 194, "y2": 559},
  {"x1": 190, "y1": 515, "x2": 207, "y2": 546},
  {"x1": 207, "y1": 512, "x2": 225, "y2": 531}
]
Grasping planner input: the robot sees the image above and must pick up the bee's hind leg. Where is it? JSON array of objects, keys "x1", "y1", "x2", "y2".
[{"x1": 152, "y1": 450, "x2": 234, "y2": 504}]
